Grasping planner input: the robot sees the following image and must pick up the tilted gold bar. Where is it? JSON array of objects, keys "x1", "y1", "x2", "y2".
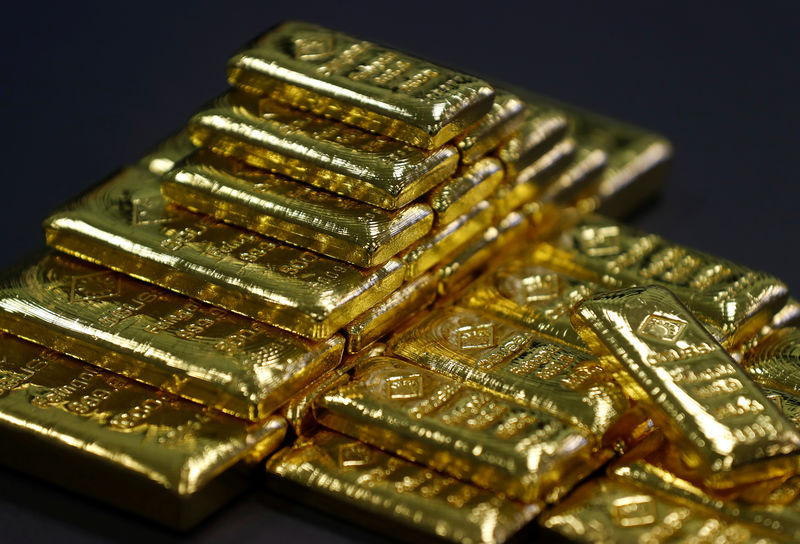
[
  {"x1": 138, "y1": 129, "x2": 197, "y2": 176},
  {"x1": 534, "y1": 215, "x2": 789, "y2": 348},
  {"x1": 453, "y1": 90, "x2": 525, "y2": 164},
  {"x1": 387, "y1": 305, "x2": 629, "y2": 438},
  {"x1": 426, "y1": 157, "x2": 503, "y2": 226},
  {"x1": 0, "y1": 251, "x2": 344, "y2": 420},
  {"x1": 162, "y1": 151, "x2": 433, "y2": 267},
  {"x1": 538, "y1": 144, "x2": 607, "y2": 206},
  {"x1": 742, "y1": 328, "x2": 800, "y2": 397},
  {"x1": 265, "y1": 430, "x2": 539, "y2": 544},
  {"x1": 345, "y1": 274, "x2": 437, "y2": 354},
  {"x1": 227, "y1": 21, "x2": 495, "y2": 149},
  {"x1": 731, "y1": 299, "x2": 800, "y2": 362},
  {"x1": 315, "y1": 355, "x2": 599, "y2": 503},
  {"x1": 572, "y1": 285, "x2": 800, "y2": 489},
  {"x1": 496, "y1": 103, "x2": 569, "y2": 180},
  {"x1": 0, "y1": 332, "x2": 286, "y2": 529},
  {"x1": 44, "y1": 166, "x2": 405, "y2": 340}
]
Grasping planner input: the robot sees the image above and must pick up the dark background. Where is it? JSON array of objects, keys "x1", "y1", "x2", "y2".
[{"x1": 1, "y1": 1, "x2": 798, "y2": 542}]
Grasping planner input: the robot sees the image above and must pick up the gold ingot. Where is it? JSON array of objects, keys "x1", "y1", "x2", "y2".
[
  {"x1": 535, "y1": 215, "x2": 789, "y2": 348},
  {"x1": 496, "y1": 103, "x2": 569, "y2": 179},
  {"x1": 387, "y1": 305, "x2": 628, "y2": 437},
  {"x1": 227, "y1": 21, "x2": 495, "y2": 149},
  {"x1": 345, "y1": 274, "x2": 437, "y2": 354},
  {"x1": 742, "y1": 327, "x2": 800, "y2": 397},
  {"x1": 162, "y1": 151, "x2": 433, "y2": 267},
  {"x1": 538, "y1": 144, "x2": 607, "y2": 206},
  {"x1": 0, "y1": 251, "x2": 344, "y2": 420},
  {"x1": 572, "y1": 285, "x2": 800, "y2": 489},
  {"x1": 138, "y1": 129, "x2": 197, "y2": 176},
  {"x1": 0, "y1": 332, "x2": 286, "y2": 529},
  {"x1": 44, "y1": 166, "x2": 405, "y2": 340},
  {"x1": 731, "y1": 299, "x2": 800, "y2": 362},
  {"x1": 265, "y1": 430, "x2": 539, "y2": 543},
  {"x1": 453, "y1": 90, "x2": 525, "y2": 164},
  {"x1": 426, "y1": 157, "x2": 503, "y2": 226},
  {"x1": 315, "y1": 355, "x2": 599, "y2": 503},
  {"x1": 399, "y1": 200, "x2": 493, "y2": 281}
]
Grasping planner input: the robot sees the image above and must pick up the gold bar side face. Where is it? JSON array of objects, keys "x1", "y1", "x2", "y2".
[
  {"x1": 453, "y1": 90, "x2": 526, "y2": 164},
  {"x1": 539, "y1": 144, "x2": 607, "y2": 206},
  {"x1": 427, "y1": 157, "x2": 503, "y2": 226},
  {"x1": 44, "y1": 166, "x2": 405, "y2": 340},
  {"x1": 315, "y1": 355, "x2": 598, "y2": 503},
  {"x1": 265, "y1": 430, "x2": 538, "y2": 543},
  {"x1": 536, "y1": 215, "x2": 789, "y2": 347},
  {"x1": 572, "y1": 285, "x2": 800, "y2": 488},
  {"x1": 138, "y1": 129, "x2": 197, "y2": 176},
  {"x1": 387, "y1": 306, "x2": 628, "y2": 437},
  {"x1": 0, "y1": 332, "x2": 286, "y2": 528},
  {"x1": 162, "y1": 151, "x2": 433, "y2": 267},
  {"x1": 742, "y1": 328, "x2": 800, "y2": 396},
  {"x1": 496, "y1": 103, "x2": 569, "y2": 179},
  {"x1": 0, "y1": 251, "x2": 344, "y2": 420},
  {"x1": 227, "y1": 21, "x2": 495, "y2": 149}
]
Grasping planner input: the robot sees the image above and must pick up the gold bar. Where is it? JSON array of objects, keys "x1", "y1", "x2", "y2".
[
  {"x1": 538, "y1": 144, "x2": 607, "y2": 206},
  {"x1": 387, "y1": 305, "x2": 629, "y2": 438},
  {"x1": 534, "y1": 215, "x2": 789, "y2": 348},
  {"x1": 315, "y1": 354, "x2": 600, "y2": 503},
  {"x1": 265, "y1": 430, "x2": 539, "y2": 543},
  {"x1": 0, "y1": 251, "x2": 344, "y2": 420},
  {"x1": 742, "y1": 327, "x2": 800, "y2": 397},
  {"x1": 572, "y1": 285, "x2": 800, "y2": 489},
  {"x1": 426, "y1": 157, "x2": 503, "y2": 226},
  {"x1": 137, "y1": 129, "x2": 197, "y2": 175},
  {"x1": 496, "y1": 103, "x2": 569, "y2": 179},
  {"x1": 345, "y1": 274, "x2": 437, "y2": 354},
  {"x1": 453, "y1": 90, "x2": 525, "y2": 164},
  {"x1": 0, "y1": 332, "x2": 286, "y2": 529},
  {"x1": 399, "y1": 200, "x2": 493, "y2": 281},
  {"x1": 44, "y1": 166, "x2": 405, "y2": 340},
  {"x1": 227, "y1": 21, "x2": 495, "y2": 149},
  {"x1": 162, "y1": 150, "x2": 433, "y2": 267}
]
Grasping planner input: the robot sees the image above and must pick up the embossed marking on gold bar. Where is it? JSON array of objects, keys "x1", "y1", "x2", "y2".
[
  {"x1": 453, "y1": 90, "x2": 526, "y2": 164},
  {"x1": 742, "y1": 327, "x2": 800, "y2": 397},
  {"x1": 496, "y1": 103, "x2": 569, "y2": 180},
  {"x1": 427, "y1": 157, "x2": 503, "y2": 226}
]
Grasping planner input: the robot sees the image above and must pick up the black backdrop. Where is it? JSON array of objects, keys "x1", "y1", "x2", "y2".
[{"x1": 1, "y1": 1, "x2": 798, "y2": 542}]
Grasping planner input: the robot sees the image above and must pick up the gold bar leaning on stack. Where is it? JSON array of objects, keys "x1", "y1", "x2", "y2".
[{"x1": 0, "y1": 331, "x2": 286, "y2": 529}]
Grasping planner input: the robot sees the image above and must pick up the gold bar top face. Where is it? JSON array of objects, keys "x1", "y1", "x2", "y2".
[
  {"x1": 162, "y1": 152, "x2": 433, "y2": 267},
  {"x1": 427, "y1": 157, "x2": 504, "y2": 226},
  {"x1": 44, "y1": 166, "x2": 405, "y2": 340},
  {"x1": 266, "y1": 430, "x2": 539, "y2": 544},
  {"x1": 742, "y1": 327, "x2": 800, "y2": 396},
  {"x1": 496, "y1": 103, "x2": 569, "y2": 179},
  {"x1": 572, "y1": 286, "x2": 800, "y2": 488},
  {"x1": 0, "y1": 332, "x2": 286, "y2": 524},
  {"x1": 388, "y1": 306, "x2": 628, "y2": 437},
  {"x1": 189, "y1": 92, "x2": 459, "y2": 209},
  {"x1": 536, "y1": 215, "x2": 789, "y2": 347},
  {"x1": 0, "y1": 251, "x2": 344, "y2": 420},
  {"x1": 315, "y1": 355, "x2": 597, "y2": 503},
  {"x1": 227, "y1": 21, "x2": 495, "y2": 149},
  {"x1": 453, "y1": 90, "x2": 526, "y2": 164},
  {"x1": 138, "y1": 129, "x2": 197, "y2": 176}
]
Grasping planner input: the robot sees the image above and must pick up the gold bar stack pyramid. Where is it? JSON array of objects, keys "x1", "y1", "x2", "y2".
[{"x1": 5, "y1": 18, "x2": 800, "y2": 544}]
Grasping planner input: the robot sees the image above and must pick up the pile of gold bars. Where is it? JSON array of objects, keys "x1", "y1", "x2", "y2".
[{"x1": 2, "y1": 20, "x2": 799, "y2": 543}]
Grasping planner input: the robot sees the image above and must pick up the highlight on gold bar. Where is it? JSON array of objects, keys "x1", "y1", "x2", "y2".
[
  {"x1": 138, "y1": 129, "x2": 197, "y2": 176},
  {"x1": 44, "y1": 166, "x2": 405, "y2": 340},
  {"x1": 453, "y1": 89, "x2": 525, "y2": 164},
  {"x1": 227, "y1": 21, "x2": 495, "y2": 149},
  {"x1": 538, "y1": 144, "x2": 607, "y2": 206},
  {"x1": 496, "y1": 103, "x2": 569, "y2": 180},
  {"x1": 426, "y1": 157, "x2": 503, "y2": 226}
]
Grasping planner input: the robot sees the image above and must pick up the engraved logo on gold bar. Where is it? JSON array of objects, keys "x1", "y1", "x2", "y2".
[
  {"x1": 456, "y1": 323, "x2": 495, "y2": 349},
  {"x1": 520, "y1": 273, "x2": 560, "y2": 303},
  {"x1": 131, "y1": 197, "x2": 171, "y2": 226},
  {"x1": 385, "y1": 374, "x2": 424, "y2": 400},
  {"x1": 338, "y1": 442, "x2": 374, "y2": 468},
  {"x1": 637, "y1": 314, "x2": 687, "y2": 343},
  {"x1": 577, "y1": 225, "x2": 621, "y2": 257},
  {"x1": 610, "y1": 495, "x2": 657, "y2": 527},
  {"x1": 69, "y1": 272, "x2": 121, "y2": 302}
]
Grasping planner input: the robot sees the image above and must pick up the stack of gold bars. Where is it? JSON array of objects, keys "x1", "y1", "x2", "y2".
[{"x1": 2, "y1": 20, "x2": 799, "y2": 543}]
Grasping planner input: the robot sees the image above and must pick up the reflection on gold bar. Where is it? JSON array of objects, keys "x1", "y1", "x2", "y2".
[
  {"x1": 0, "y1": 251, "x2": 344, "y2": 420},
  {"x1": 315, "y1": 355, "x2": 598, "y2": 503},
  {"x1": 572, "y1": 286, "x2": 800, "y2": 489},
  {"x1": 538, "y1": 144, "x2": 607, "y2": 206},
  {"x1": 0, "y1": 332, "x2": 286, "y2": 529},
  {"x1": 345, "y1": 274, "x2": 437, "y2": 354},
  {"x1": 388, "y1": 305, "x2": 628, "y2": 438},
  {"x1": 742, "y1": 328, "x2": 800, "y2": 397},
  {"x1": 400, "y1": 200, "x2": 493, "y2": 281},
  {"x1": 496, "y1": 103, "x2": 569, "y2": 180},
  {"x1": 44, "y1": 166, "x2": 405, "y2": 340},
  {"x1": 453, "y1": 90, "x2": 525, "y2": 164},
  {"x1": 265, "y1": 430, "x2": 538, "y2": 543},
  {"x1": 227, "y1": 21, "x2": 495, "y2": 149},
  {"x1": 138, "y1": 129, "x2": 197, "y2": 176},
  {"x1": 427, "y1": 157, "x2": 503, "y2": 226},
  {"x1": 163, "y1": 151, "x2": 433, "y2": 267},
  {"x1": 535, "y1": 215, "x2": 789, "y2": 348}
]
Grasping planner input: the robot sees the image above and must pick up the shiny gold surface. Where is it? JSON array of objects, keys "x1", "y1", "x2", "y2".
[
  {"x1": 536, "y1": 215, "x2": 789, "y2": 348},
  {"x1": 573, "y1": 285, "x2": 800, "y2": 489},
  {"x1": 345, "y1": 274, "x2": 437, "y2": 354},
  {"x1": 0, "y1": 331, "x2": 286, "y2": 529},
  {"x1": 0, "y1": 251, "x2": 344, "y2": 420},
  {"x1": 538, "y1": 144, "x2": 607, "y2": 206},
  {"x1": 742, "y1": 328, "x2": 800, "y2": 396},
  {"x1": 495, "y1": 103, "x2": 569, "y2": 180},
  {"x1": 427, "y1": 157, "x2": 503, "y2": 226},
  {"x1": 138, "y1": 129, "x2": 197, "y2": 176},
  {"x1": 227, "y1": 21, "x2": 495, "y2": 149},
  {"x1": 162, "y1": 151, "x2": 433, "y2": 267},
  {"x1": 44, "y1": 166, "x2": 405, "y2": 340},
  {"x1": 387, "y1": 305, "x2": 628, "y2": 438},
  {"x1": 399, "y1": 200, "x2": 493, "y2": 281},
  {"x1": 265, "y1": 430, "x2": 539, "y2": 543},
  {"x1": 315, "y1": 354, "x2": 599, "y2": 503},
  {"x1": 453, "y1": 90, "x2": 525, "y2": 164}
]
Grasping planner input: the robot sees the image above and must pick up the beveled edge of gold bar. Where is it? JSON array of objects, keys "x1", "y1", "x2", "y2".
[
  {"x1": 454, "y1": 89, "x2": 526, "y2": 164},
  {"x1": 427, "y1": 157, "x2": 504, "y2": 226},
  {"x1": 539, "y1": 144, "x2": 607, "y2": 206},
  {"x1": 227, "y1": 21, "x2": 496, "y2": 149},
  {"x1": 137, "y1": 128, "x2": 197, "y2": 176},
  {"x1": 496, "y1": 104, "x2": 570, "y2": 179}
]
